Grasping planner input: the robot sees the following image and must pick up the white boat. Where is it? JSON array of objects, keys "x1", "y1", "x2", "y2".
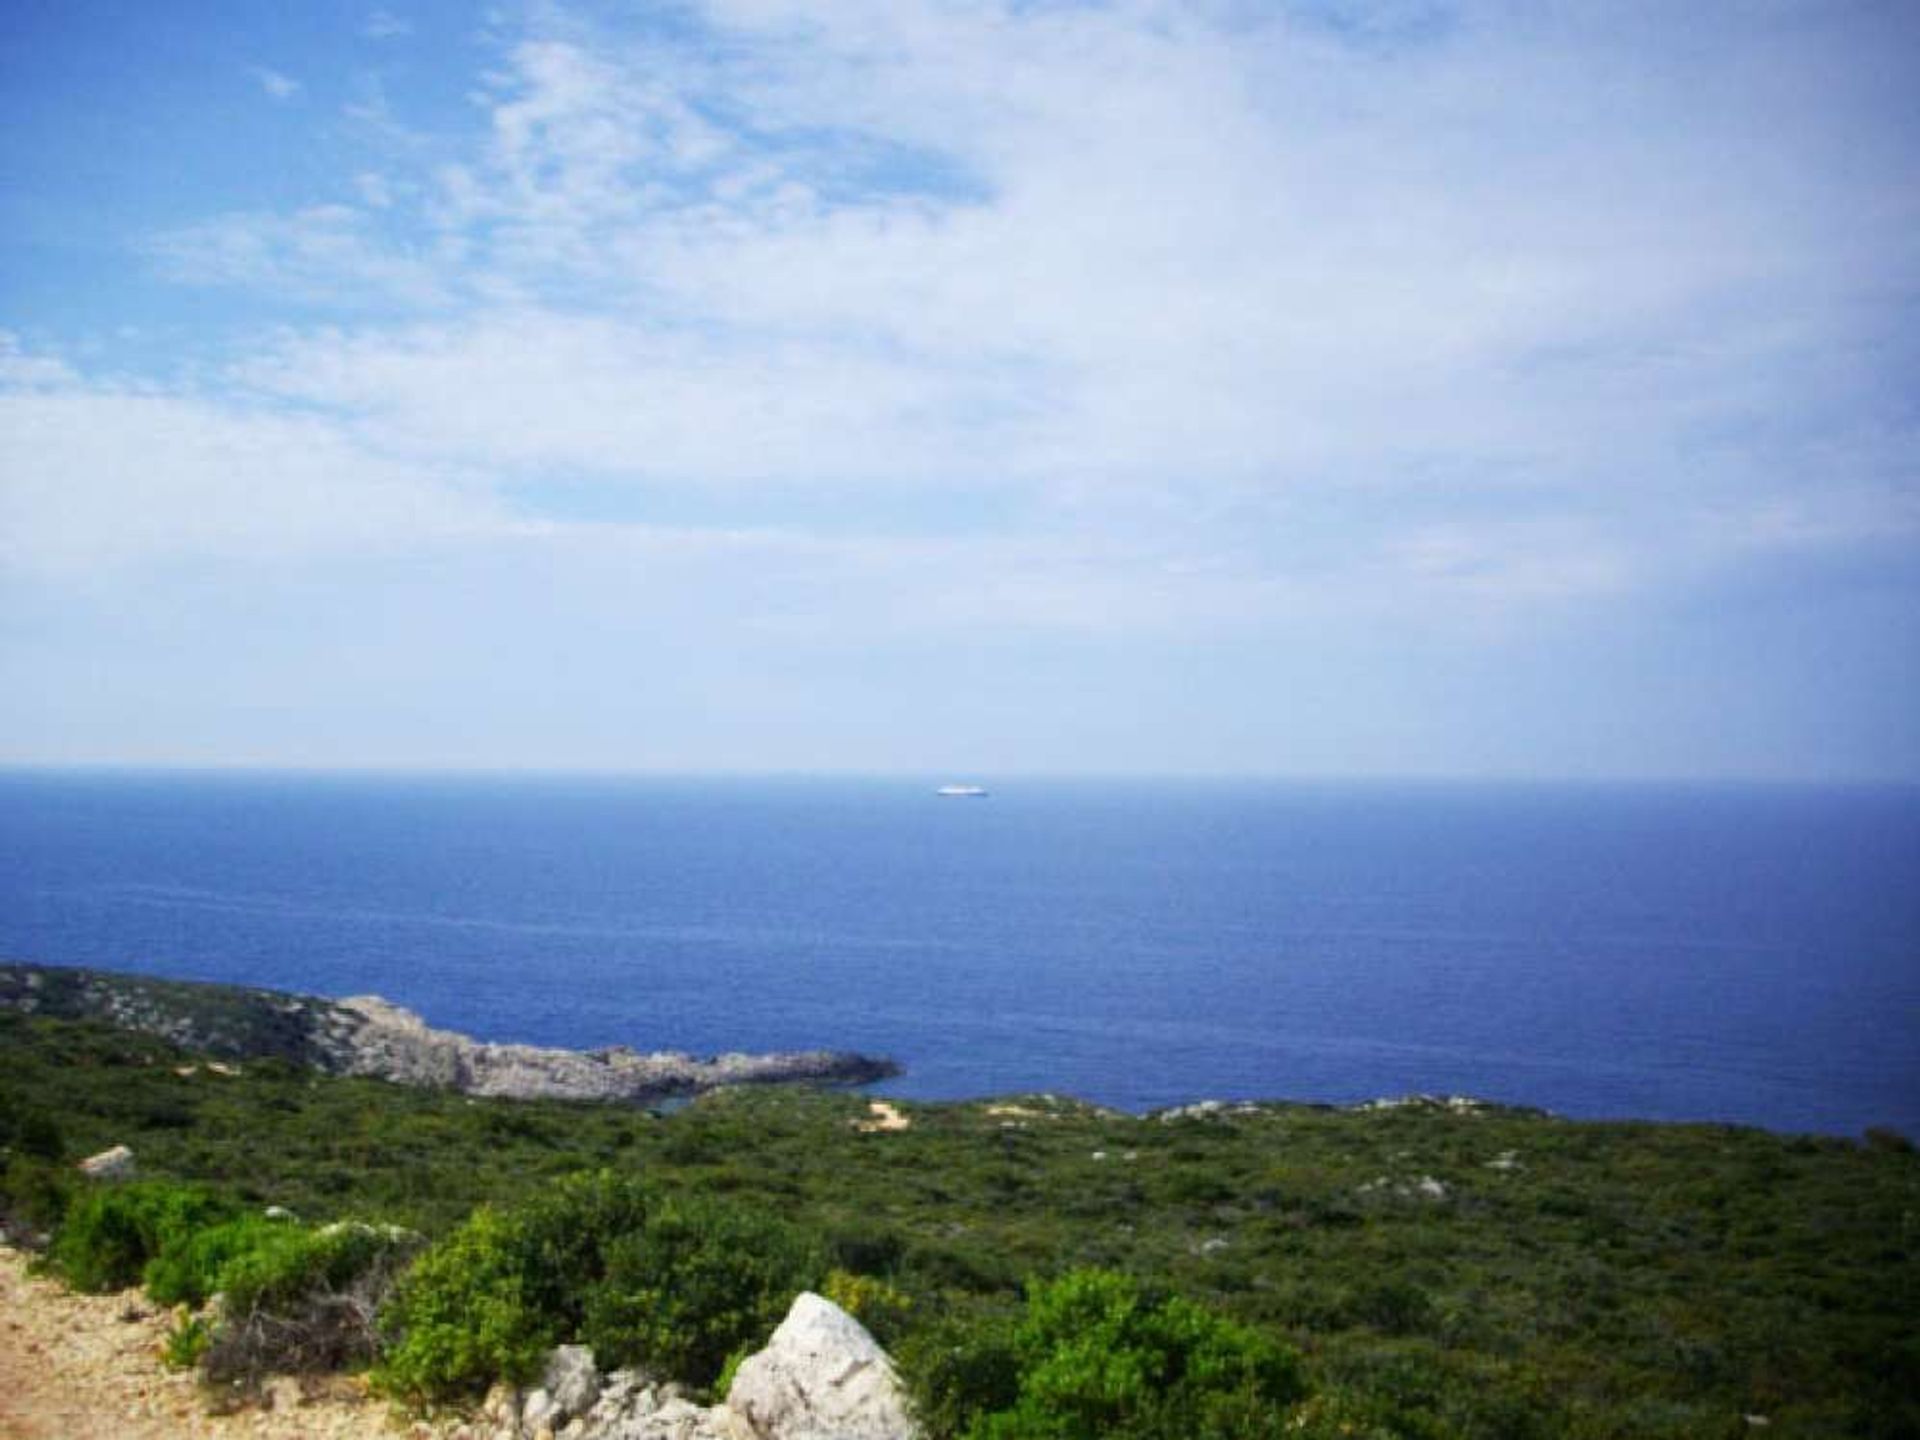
[{"x1": 935, "y1": 784, "x2": 989, "y2": 798}]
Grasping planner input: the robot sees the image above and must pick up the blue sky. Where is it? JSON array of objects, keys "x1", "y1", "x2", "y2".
[{"x1": 2, "y1": 0, "x2": 1916, "y2": 777}]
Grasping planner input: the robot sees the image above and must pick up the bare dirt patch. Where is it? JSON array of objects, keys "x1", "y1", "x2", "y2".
[{"x1": 0, "y1": 1247, "x2": 462, "y2": 1440}]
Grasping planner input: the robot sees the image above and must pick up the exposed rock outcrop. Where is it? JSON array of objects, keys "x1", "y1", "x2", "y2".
[
  {"x1": 313, "y1": 995, "x2": 895, "y2": 1105},
  {"x1": 0, "y1": 961, "x2": 898, "y2": 1106},
  {"x1": 77, "y1": 1144, "x2": 137, "y2": 1180},
  {"x1": 486, "y1": 1295, "x2": 920, "y2": 1440},
  {"x1": 726, "y1": 1291, "x2": 918, "y2": 1440}
]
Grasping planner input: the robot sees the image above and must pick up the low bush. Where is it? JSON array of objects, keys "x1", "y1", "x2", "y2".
[
  {"x1": 142, "y1": 1214, "x2": 287, "y2": 1307},
  {"x1": 376, "y1": 1173, "x2": 824, "y2": 1401},
  {"x1": 374, "y1": 1204, "x2": 574, "y2": 1401},
  {"x1": 202, "y1": 1221, "x2": 420, "y2": 1384},
  {"x1": 0, "y1": 1155, "x2": 75, "y2": 1239},
  {"x1": 582, "y1": 1191, "x2": 825, "y2": 1388},
  {"x1": 161, "y1": 1314, "x2": 212, "y2": 1371},
  {"x1": 907, "y1": 1268, "x2": 1307, "y2": 1440},
  {"x1": 45, "y1": 1180, "x2": 237, "y2": 1293},
  {"x1": 374, "y1": 1171, "x2": 653, "y2": 1402},
  {"x1": 40, "y1": 1170, "x2": 414, "y2": 1387},
  {"x1": 0, "y1": 1097, "x2": 64, "y2": 1162},
  {"x1": 901, "y1": 1306, "x2": 1022, "y2": 1439},
  {"x1": 823, "y1": 1267, "x2": 915, "y2": 1347}
]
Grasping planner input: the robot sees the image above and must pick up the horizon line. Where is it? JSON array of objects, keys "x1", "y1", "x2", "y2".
[{"x1": 2, "y1": 761, "x2": 1915, "y2": 789}]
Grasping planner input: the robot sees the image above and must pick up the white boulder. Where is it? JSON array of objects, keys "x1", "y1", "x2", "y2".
[
  {"x1": 77, "y1": 1145, "x2": 136, "y2": 1180},
  {"x1": 724, "y1": 1292, "x2": 919, "y2": 1440}
]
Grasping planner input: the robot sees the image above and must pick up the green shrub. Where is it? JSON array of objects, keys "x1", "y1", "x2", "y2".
[
  {"x1": 373, "y1": 1205, "x2": 558, "y2": 1401},
  {"x1": 38, "y1": 1162, "x2": 412, "y2": 1386},
  {"x1": 901, "y1": 1306, "x2": 1022, "y2": 1439},
  {"x1": 1281, "y1": 1390, "x2": 1422, "y2": 1440},
  {"x1": 204, "y1": 1221, "x2": 420, "y2": 1384},
  {"x1": 46, "y1": 1181, "x2": 237, "y2": 1292},
  {"x1": 581, "y1": 1191, "x2": 826, "y2": 1389},
  {"x1": 378, "y1": 1173, "x2": 823, "y2": 1400},
  {"x1": 374, "y1": 1171, "x2": 654, "y2": 1402},
  {"x1": 0, "y1": 1155, "x2": 75, "y2": 1238},
  {"x1": 220, "y1": 1221, "x2": 416, "y2": 1317},
  {"x1": 498, "y1": 1168, "x2": 654, "y2": 1325},
  {"x1": 162, "y1": 1314, "x2": 212, "y2": 1370},
  {"x1": 823, "y1": 1267, "x2": 915, "y2": 1346},
  {"x1": 715, "y1": 1343, "x2": 753, "y2": 1401},
  {"x1": 1349, "y1": 1277, "x2": 1437, "y2": 1337},
  {"x1": 0, "y1": 1098, "x2": 65, "y2": 1161},
  {"x1": 828, "y1": 1223, "x2": 906, "y2": 1277},
  {"x1": 908, "y1": 1268, "x2": 1306, "y2": 1440},
  {"x1": 53, "y1": 1188, "x2": 424, "y2": 1386},
  {"x1": 142, "y1": 1214, "x2": 285, "y2": 1307}
]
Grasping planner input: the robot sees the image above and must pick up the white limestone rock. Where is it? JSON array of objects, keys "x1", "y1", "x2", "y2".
[
  {"x1": 545, "y1": 1345, "x2": 603, "y2": 1422},
  {"x1": 557, "y1": 1368, "x2": 732, "y2": 1440},
  {"x1": 585, "y1": 1388, "x2": 730, "y2": 1439},
  {"x1": 522, "y1": 1388, "x2": 559, "y2": 1435},
  {"x1": 77, "y1": 1145, "x2": 136, "y2": 1180},
  {"x1": 724, "y1": 1292, "x2": 919, "y2": 1440}
]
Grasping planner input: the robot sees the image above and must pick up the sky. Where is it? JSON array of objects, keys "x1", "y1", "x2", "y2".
[{"x1": 1, "y1": 0, "x2": 1916, "y2": 779}]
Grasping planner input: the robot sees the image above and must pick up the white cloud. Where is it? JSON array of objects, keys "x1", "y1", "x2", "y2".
[
  {"x1": 362, "y1": 9, "x2": 412, "y2": 41},
  {"x1": 232, "y1": 309, "x2": 1040, "y2": 488},
  {"x1": 249, "y1": 66, "x2": 301, "y2": 101},
  {"x1": 0, "y1": 332, "x2": 80, "y2": 390},
  {"x1": 149, "y1": 205, "x2": 453, "y2": 308},
  {"x1": 50, "y1": 2, "x2": 1920, "y2": 646},
  {"x1": 0, "y1": 351, "x2": 511, "y2": 578},
  {"x1": 353, "y1": 171, "x2": 396, "y2": 209}
]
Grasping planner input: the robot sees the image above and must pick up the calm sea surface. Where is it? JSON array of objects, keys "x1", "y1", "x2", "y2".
[{"x1": 1, "y1": 772, "x2": 1915, "y2": 1136}]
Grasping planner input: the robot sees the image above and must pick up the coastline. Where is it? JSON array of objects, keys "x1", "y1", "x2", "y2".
[
  {"x1": 0, "y1": 960, "x2": 1552, "y2": 1127},
  {"x1": 0, "y1": 962, "x2": 898, "y2": 1107},
  {"x1": 2, "y1": 774, "x2": 1913, "y2": 1138}
]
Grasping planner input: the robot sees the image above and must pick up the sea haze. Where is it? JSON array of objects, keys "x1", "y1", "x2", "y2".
[{"x1": 0, "y1": 772, "x2": 1915, "y2": 1137}]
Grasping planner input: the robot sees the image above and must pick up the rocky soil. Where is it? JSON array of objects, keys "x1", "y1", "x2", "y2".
[
  {"x1": 0, "y1": 1246, "x2": 456, "y2": 1440},
  {"x1": 0, "y1": 1247, "x2": 919, "y2": 1440}
]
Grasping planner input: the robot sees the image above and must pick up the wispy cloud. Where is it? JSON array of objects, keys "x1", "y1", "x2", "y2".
[
  {"x1": 5, "y1": 0, "x2": 1917, "y2": 772},
  {"x1": 147, "y1": 205, "x2": 453, "y2": 308},
  {"x1": 177, "y1": 5, "x2": 1913, "y2": 565},
  {"x1": 249, "y1": 65, "x2": 302, "y2": 102},
  {"x1": 0, "y1": 351, "x2": 509, "y2": 579},
  {"x1": 362, "y1": 9, "x2": 412, "y2": 41},
  {"x1": 54, "y1": 4, "x2": 1920, "y2": 595}
]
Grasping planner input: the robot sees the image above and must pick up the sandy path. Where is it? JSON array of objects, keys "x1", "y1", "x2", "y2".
[{"x1": 0, "y1": 1247, "x2": 463, "y2": 1440}]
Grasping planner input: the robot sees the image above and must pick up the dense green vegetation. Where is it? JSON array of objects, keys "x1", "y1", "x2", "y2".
[
  {"x1": 3, "y1": 1009, "x2": 1917, "y2": 1436},
  {"x1": 370, "y1": 1171, "x2": 824, "y2": 1399},
  {"x1": 0, "y1": 963, "x2": 331, "y2": 1065},
  {"x1": 907, "y1": 1267, "x2": 1305, "y2": 1439}
]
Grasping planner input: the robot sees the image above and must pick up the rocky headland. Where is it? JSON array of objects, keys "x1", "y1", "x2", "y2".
[{"x1": 0, "y1": 962, "x2": 898, "y2": 1105}]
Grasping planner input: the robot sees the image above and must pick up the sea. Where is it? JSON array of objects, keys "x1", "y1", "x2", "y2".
[{"x1": 1, "y1": 771, "x2": 1916, "y2": 1138}]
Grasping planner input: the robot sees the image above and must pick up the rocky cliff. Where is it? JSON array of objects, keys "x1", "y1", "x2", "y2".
[{"x1": 0, "y1": 962, "x2": 898, "y2": 1105}]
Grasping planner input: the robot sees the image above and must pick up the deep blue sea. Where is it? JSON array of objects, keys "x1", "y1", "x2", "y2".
[{"x1": 1, "y1": 772, "x2": 1916, "y2": 1137}]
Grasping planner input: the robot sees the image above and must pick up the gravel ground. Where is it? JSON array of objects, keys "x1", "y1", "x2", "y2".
[{"x1": 0, "y1": 1247, "x2": 467, "y2": 1440}]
